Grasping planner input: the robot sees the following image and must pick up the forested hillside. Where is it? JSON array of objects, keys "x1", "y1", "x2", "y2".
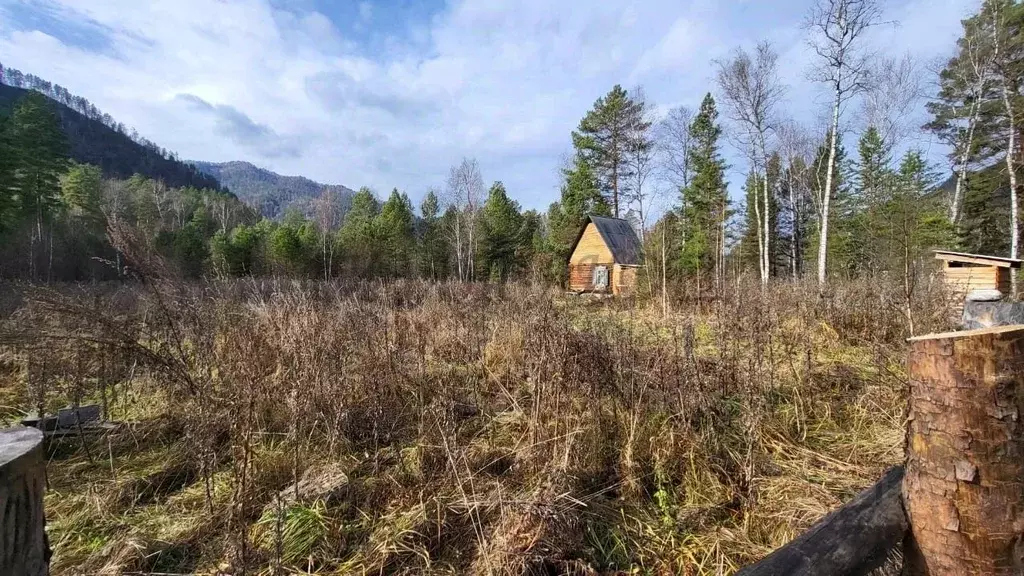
[
  {"x1": 0, "y1": 89, "x2": 254, "y2": 281},
  {"x1": 192, "y1": 160, "x2": 355, "y2": 219},
  {"x1": 0, "y1": 65, "x2": 222, "y2": 191}
]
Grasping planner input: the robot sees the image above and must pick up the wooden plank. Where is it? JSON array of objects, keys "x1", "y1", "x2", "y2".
[
  {"x1": 942, "y1": 268, "x2": 997, "y2": 278},
  {"x1": 569, "y1": 223, "x2": 614, "y2": 264},
  {"x1": 736, "y1": 467, "x2": 906, "y2": 576},
  {"x1": 935, "y1": 251, "x2": 1021, "y2": 268}
]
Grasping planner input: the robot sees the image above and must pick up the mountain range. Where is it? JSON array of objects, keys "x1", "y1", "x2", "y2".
[
  {"x1": 0, "y1": 83, "x2": 223, "y2": 192},
  {"x1": 192, "y1": 161, "x2": 355, "y2": 220},
  {"x1": 1, "y1": 69, "x2": 356, "y2": 219}
]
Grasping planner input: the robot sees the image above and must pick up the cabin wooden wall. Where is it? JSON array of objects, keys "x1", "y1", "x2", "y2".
[
  {"x1": 613, "y1": 264, "x2": 638, "y2": 296},
  {"x1": 568, "y1": 223, "x2": 614, "y2": 292},
  {"x1": 569, "y1": 223, "x2": 614, "y2": 264}
]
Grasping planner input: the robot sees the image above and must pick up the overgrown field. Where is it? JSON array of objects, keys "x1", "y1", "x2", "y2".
[{"x1": 0, "y1": 277, "x2": 952, "y2": 575}]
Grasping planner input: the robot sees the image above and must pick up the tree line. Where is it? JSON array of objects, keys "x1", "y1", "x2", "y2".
[
  {"x1": 2, "y1": 0, "x2": 1023, "y2": 296},
  {"x1": 0, "y1": 92, "x2": 550, "y2": 282},
  {"x1": 560, "y1": 0, "x2": 1022, "y2": 307}
]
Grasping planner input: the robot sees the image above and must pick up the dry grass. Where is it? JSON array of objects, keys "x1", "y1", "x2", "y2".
[{"x1": 0, "y1": 273, "x2": 952, "y2": 575}]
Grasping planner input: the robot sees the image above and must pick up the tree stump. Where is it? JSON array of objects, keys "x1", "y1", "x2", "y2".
[
  {"x1": 905, "y1": 325, "x2": 1024, "y2": 575},
  {"x1": 0, "y1": 426, "x2": 47, "y2": 576}
]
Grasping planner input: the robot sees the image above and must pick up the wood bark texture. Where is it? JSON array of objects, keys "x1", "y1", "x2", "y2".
[
  {"x1": 904, "y1": 326, "x2": 1024, "y2": 575},
  {"x1": 0, "y1": 426, "x2": 47, "y2": 576}
]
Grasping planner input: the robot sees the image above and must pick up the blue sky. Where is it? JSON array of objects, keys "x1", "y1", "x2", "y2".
[{"x1": 0, "y1": 0, "x2": 978, "y2": 212}]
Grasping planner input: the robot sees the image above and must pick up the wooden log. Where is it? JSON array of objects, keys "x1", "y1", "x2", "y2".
[
  {"x1": 735, "y1": 466, "x2": 907, "y2": 576},
  {"x1": 0, "y1": 426, "x2": 48, "y2": 576},
  {"x1": 904, "y1": 325, "x2": 1024, "y2": 575}
]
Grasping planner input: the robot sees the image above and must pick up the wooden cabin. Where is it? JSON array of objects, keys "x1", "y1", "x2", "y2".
[
  {"x1": 935, "y1": 250, "x2": 1021, "y2": 298},
  {"x1": 567, "y1": 215, "x2": 643, "y2": 296}
]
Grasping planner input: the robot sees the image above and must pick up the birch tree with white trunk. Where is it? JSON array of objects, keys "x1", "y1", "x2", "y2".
[
  {"x1": 805, "y1": 0, "x2": 884, "y2": 289},
  {"x1": 716, "y1": 41, "x2": 785, "y2": 286},
  {"x1": 988, "y1": 0, "x2": 1021, "y2": 295},
  {"x1": 445, "y1": 158, "x2": 485, "y2": 282}
]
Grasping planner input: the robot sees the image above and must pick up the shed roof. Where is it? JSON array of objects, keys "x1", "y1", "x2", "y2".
[
  {"x1": 571, "y1": 215, "x2": 643, "y2": 265},
  {"x1": 934, "y1": 250, "x2": 1022, "y2": 269}
]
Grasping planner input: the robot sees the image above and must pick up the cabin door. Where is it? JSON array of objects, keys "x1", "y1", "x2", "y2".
[{"x1": 593, "y1": 265, "x2": 609, "y2": 289}]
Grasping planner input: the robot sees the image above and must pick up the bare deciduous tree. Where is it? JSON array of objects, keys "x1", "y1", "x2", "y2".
[
  {"x1": 806, "y1": 0, "x2": 885, "y2": 289},
  {"x1": 657, "y1": 106, "x2": 695, "y2": 191},
  {"x1": 445, "y1": 158, "x2": 485, "y2": 281},
  {"x1": 315, "y1": 188, "x2": 343, "y2": 280},
  {"x1": 776, "y1": 121, "x2": 814, "y2": 279},
  {"x1": 863, "y1": 53, "x2": 924, "y2": 148},
  {"x1": 625, "y1": 87, "x2": 657, "y2": 244},
  {"x1": 716, "y1": 41, "x2": 785, "y2": 286}
]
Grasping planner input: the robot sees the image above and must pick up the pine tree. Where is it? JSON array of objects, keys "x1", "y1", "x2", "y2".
[
  {"x1": 60, "y1": 163, "x2": 103, "y2": 221},
  {"x1": 572, "y1": 85, "x2": 646, "y2": 217},
  {"x1": 7, "y1": 92, "x2": 68, "y2": 279},
  {"x1": 925, "y1": 8, "x2": 997, "y2": 226},
  {"x1": 679, "y1": 93, "x2": 728, "y2": 285}
]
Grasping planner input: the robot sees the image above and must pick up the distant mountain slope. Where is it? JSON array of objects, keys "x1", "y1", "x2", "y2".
[
  {"x1": 193, "y1": 161, "x2": 354, "y2": 219},
  {"x1": 0, "y1": 83, "x2": 222, "y2": 191}
]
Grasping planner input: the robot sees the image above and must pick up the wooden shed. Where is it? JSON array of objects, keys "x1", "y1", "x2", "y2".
[
  {"x1": 934, "y1": 250, "x2": 1021, "y2": 297},
  {"x1": 567, "y1": 215, "x2": 643, "y2": 296}
]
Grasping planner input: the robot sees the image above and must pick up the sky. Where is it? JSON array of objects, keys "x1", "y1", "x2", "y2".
[{"x1": 0, "y1": 0, "x2": 980, "y2": 212}]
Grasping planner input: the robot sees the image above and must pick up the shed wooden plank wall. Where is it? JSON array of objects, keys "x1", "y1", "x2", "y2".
[{"x1": 942, "y1": 264, "x2": 1010, "y2": 294}]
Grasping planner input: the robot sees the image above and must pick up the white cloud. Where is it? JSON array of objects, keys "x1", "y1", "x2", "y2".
[{"x1": 0, "y1": 0, "x2": 979, "y2": 210}]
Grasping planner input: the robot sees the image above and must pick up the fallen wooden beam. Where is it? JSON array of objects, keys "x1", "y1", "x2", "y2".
[{"x1": 736, "y1": 466, "x2": 907, "y2": 576}]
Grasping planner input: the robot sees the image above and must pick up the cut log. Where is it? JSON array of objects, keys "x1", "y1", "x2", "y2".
[
  {"x1": 736, "y1": 466, "x2": 907, "y2": 576},
  {"x1": 904, "y1": 325, "x2": 1024, "y2": 575},
  {"x1": 0, "y1": 426, "x2": 48, "y2": 576}
]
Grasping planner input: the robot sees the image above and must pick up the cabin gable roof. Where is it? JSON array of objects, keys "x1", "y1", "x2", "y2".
[
  {"x1": 569, "y1": 215, "x2": 643, "y2": 265},
  {"x1": 934, "y1": 250, "x2": 1022, "y2": 269}
]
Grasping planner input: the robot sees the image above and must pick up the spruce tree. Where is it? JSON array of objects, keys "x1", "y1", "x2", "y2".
[
  {"x1": 418, "y1": 190, "x2": 448, "y2": 279},
  {"x1": 376, "y1": 188, "x2": 415, "y2": 277},
  {"x1": 0, "y1": 113, "x2": 13, "y2": 236},
  {"x1": 338, "y1": 187, "x2": 380, "y2": 276},
  {"x1": 479, "y1": 181, "x2": 525, "y2": 282},
  {"x1": 547, "y1": 155, "x2": 611, "y2": 269},
  {"x1": 853, "y1": 126, "x2": 894, "y2": 272},
  {"x1": 679, "y1": 93, "x2": 728, "y2": 281}
]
